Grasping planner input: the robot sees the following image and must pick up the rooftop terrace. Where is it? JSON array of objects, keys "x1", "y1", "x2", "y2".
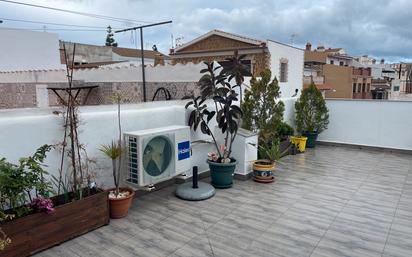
[{"x1": 34, "y1": 145, "x2": 412, "y2": 257}]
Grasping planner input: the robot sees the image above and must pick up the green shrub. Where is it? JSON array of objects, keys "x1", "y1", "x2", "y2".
[
  {"x1": 276, "y1": 121, "x2": 294, "y2": 139},
  {"x1": 295, "y1": 83, "x2": 329, "y2": 133},
  {"x1": 0, "y1": 145, "x2": 52, "y2": 219},
  {"x1": 241, "y1": 69, "x2": 285, "y2": 144}
]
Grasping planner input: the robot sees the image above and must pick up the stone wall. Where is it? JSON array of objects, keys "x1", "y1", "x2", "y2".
[
  {"x1": 0, "y1": 81, "x2": 198, "y2": 109},
  {"x1": 172, "y1": 52, "x2": 270, "y2": 77},
  {"x1": 0, "y1": 83, "x2": 37, "y2": 109}
]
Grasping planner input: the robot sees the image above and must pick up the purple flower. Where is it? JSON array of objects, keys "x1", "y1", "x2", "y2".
[{"x1": 31, "y1": 197, "x2": 55, "y2": 214}]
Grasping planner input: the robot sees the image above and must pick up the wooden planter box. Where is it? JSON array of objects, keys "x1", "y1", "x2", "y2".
[
  {"x1": 1, "y1": 190, "x2": 109, "y2": 257},
  {"x1": 280, "y1": 139, "x2": 291, "y2": 156}
]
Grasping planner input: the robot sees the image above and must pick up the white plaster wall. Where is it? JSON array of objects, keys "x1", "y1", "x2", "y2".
[
  {"x1": 0, "y1": 101, "x2": 186, "y2": 187},
  {"x1": 281, "y1": 97, "x2": 298, "y2": 127},
  {"x1": 0, "y1": 28, "x2": 63, "y2": 71},
  {"x1": 326, "y1": 56, "x2": 352, "y2": 66},
  {"x1": 267, "y1": 40, "x2": 304, "y2": 99},
  {"x1": 318, "y1": 99, "x2": 412, "y2": 151},
  {"x1": 0, "y1": 100, "x2": 256, "y2": 188}
]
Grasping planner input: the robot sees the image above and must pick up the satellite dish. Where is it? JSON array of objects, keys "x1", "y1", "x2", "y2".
[{"x1": 143, "y1": 136, "x2": 173, "y2": 176}]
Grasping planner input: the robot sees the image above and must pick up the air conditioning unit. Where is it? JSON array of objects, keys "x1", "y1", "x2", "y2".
[{"x1": 124, "y1": 125, "x2": 191, "y2": 188}]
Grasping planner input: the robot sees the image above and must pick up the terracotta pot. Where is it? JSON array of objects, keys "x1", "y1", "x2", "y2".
[
  {"x1": 253, "y1": 160, "x2": 275, "y2": 183},
  {"x1": 108, "y1": 187, "x2": 135, "y2": 219}
]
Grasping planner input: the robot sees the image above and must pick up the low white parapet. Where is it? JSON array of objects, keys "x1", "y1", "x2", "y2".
[{"x1": 319, "y1": 99, "x2": 412, "y2": 151}]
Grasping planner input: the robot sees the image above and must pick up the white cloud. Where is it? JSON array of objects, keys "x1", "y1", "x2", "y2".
[{"x1": 0, "y1": 0, "x2": 411, "y2": 62}]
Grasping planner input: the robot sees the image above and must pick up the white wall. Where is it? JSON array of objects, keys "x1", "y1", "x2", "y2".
[
  {"x1": 0, "y1": 101, "x2": 186, "y2": 187},
  {"x1": 0, "y1": 100, "x2": 256, "y2": 188},
  {"x1": 0, "y1": 28, "x2": 63, "y2": 71},
  {"x1": 318, "y1": 99, "x2": 412, "y2": 151},
  {"x1": 282, "y1": 97, "x2": 298, "y2": 127},
  {"x1": 267, "y1": 40, "x2": 304, "y2": 98},
  {"x1": 326, "y1": 56, "x2": 352, "y2": 66}
]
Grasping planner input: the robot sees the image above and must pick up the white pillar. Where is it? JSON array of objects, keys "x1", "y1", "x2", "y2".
[{"x1": 35, "y1": 84, "x2": 49, "y2": 108}]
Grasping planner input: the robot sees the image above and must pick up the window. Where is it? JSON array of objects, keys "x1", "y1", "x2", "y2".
[
  {"x1": 394, "y1": 86, "x2": 400, "y2": 91},
  {"x1": 362, "y1": 83, "x2": 366, "y2": 92},
  {"x1": 367, "y1": 83, "x2": 370, "y2": 92},
  {"x1": 279, "y1": 59, "x2": 288, "y2": 82},
  {"x1": 339, "y1": 61, "x2": 344, "y2": 66},
  {"x1": 358, "y1": 83, "x2": 362, "y2": 93},
  {"x1": 353, "y1": 83, "x2": 357, "y2": 93},
  {"x1": 330, "y1": 60, "x2": 334, "y2": 65}
]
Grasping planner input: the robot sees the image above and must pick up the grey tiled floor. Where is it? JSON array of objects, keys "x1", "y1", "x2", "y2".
[{"x1": 36, "y1": 145, "x2": 412, "y2": 257}]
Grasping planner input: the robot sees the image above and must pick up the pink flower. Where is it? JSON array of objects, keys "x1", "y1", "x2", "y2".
[
  {"x1": 31, "y1": 197, "x2": 55, "y2": 214},
  {"x1": 208, "y1": 152, "x2": 216, "y2": 161}
]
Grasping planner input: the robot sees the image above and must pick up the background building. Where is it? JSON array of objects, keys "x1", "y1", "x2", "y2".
[
  {"x1": 304, "y1": 43, "x2": 373, "y2": 99},
  {"x1": 390, "y1": 63, "x2": 412, "y2": 100},
  {"x1": 0, "y1": 28, "x2": 63, "y2": 71},
  {"x1": 169, "y1": 29, "x2": 304, "y2": 98},
  {"x1": 61, "y1": 41, "x2": 169, "y2": 68}
]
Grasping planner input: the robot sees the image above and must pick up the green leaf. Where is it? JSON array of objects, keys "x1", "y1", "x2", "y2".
[{"x1": 184, "y1": 100, "x2": 193, "y2": 109}]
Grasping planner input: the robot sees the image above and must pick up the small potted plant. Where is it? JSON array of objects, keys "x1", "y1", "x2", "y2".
[
  {"x1": 185, "y1": 60, "x2": 245, "y2": 188},
  {"x1": 100, "y1": 93, "x2": 135, "y2": 218},
  {"x1": 295, "y1": 82, "x2": 329, "y2": 148},
  {"x1": 253, "y1": 138, "x2": 287, "y2": 183},
  {"x1": 290, "y1": 135, "x2": 308, "y2": 153}
]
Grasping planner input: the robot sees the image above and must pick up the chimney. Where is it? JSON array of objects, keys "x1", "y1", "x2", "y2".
[
  {"x1": 380, "y1": 58, "x2": 385, "y2": 64},
  {"x1": 305, "y1": 42, "x2": 312, "y2": 51}
]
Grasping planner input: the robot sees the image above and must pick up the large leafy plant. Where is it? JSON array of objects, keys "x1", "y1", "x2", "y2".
[
  {"x1": 295, "y1": 82, "x2": 329, "y2": 133},
  {"x1": 241, "y1": 69, "x2": 285, "y2": 144},
  {"x1": 0, "y1": 145, "x2": 53, "y2": 219},
  {"x1": 185, "y1": 60, "x2": 245, "y2": 162},
  {"x1": 198, "y1": 51, "x2": 251, "y2": 100}
]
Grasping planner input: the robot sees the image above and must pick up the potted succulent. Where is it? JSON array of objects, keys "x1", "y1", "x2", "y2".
[
  {"x1": 295, "y1": 82, "x2": 329, "y2": 148},
  {"x1": 185, "y1": 59, "x2": 246, "y2": 188},
  {"x1": 253, "y1": 139, "x2": 287, "y2": 183},
  {"x1": 100, "y1": 93, "x2": 135, "y2": 218}
]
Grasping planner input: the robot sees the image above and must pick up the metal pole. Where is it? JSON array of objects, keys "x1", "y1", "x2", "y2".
[
  {"x1": 140, "y1": 27, "x2": 147, "y2": 102},
  {"x1": 192, "y1": 166, "x2": 198, "y2": 189},
  {"x1": 114, "y1": 20, "x2": 172, "y2": 33},
  {"x1": 114, "y1": 20, "x2": 172, "y2": 103}
]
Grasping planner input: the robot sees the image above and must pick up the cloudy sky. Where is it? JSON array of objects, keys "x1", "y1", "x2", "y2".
[{"x1": 1, "y1": 0, "x2": 411, "y2": 62}]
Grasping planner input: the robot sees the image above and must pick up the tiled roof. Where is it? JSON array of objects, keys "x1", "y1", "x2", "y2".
[
  {"x1": 173, "y1": 29, "x2": 264, "y2": 53},
  {"x1": 71, "y1": 61, "x2": 126, "y2": 69},
  {"x1": 112, "y1": 47, "x2": 169, "y2": 59}
]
